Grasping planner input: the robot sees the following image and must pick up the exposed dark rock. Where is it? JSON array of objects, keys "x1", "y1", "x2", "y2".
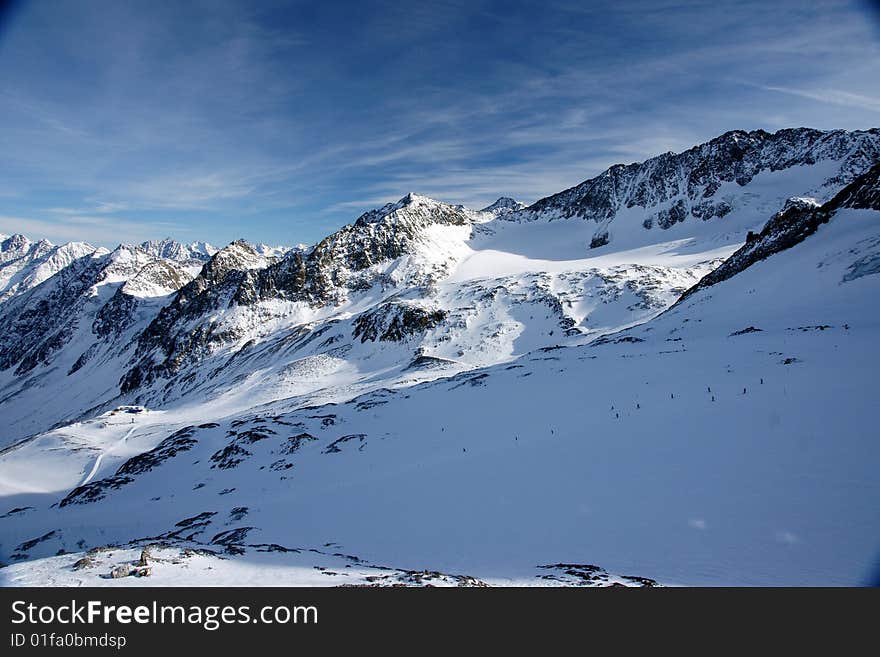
[
  {"x1": 110, "y1": 564, "x2": 131, "y2": 578},
  {"x1": 116, "y1": 426, "x2": 200, "y2": 476},
  {"x1": 279, "y1": 432, "x2": 318, "y2": 455},
  {"x1": 519, "y1": 128, "x2": 879, "y2": 232},
  {"x1": 730, "y1": 326, "x2": 763, "y2": 336},
  {"x1": 93, "y1": 287, "x2": 139, "y2": 339},
  {"x1": 16, "y1": 530, "x2": 57, "y2": 552},
  {"x1": 122, "y1": 196, "x2": 471, "y2": 392},
  {"x1": 175, "y1": 512, "x2": 217, "y2": 528},
  {"x1": 589, "y1": 231, "x2": 610, "y2": 248},
  {"x1": 405, "y1": 354, "x2": 458, "y2": 370},
  {"x1": 72, "y1": 556, "x2": 96, "y2": 570},
  {"x1": 211, "y1": 527, "x2": 254, "y2": 546},
  {"x1": 352, "y1": 302, "x2": 446, "y2": 343},
  {"x1": 228, "y1": 507, "x2": 249, "y2": 522},
  {"x1": 163, "y1": 512, "x2": 216, "y2": 540},
  {"x1": 324, "y1": 434, "x2": 367, "y2": 454},
  {"x1": 656, "y1": 199, "x2": 689, "y2": 229},
  {"x1": 679, "y1": 161, "x2": 880, "y2": 302},
  {"x1": 60, "y1": 475, "x2": 134, "y2": 507},
  {"x1": 210, "y1": 443, "x2": 251, "y2": 470}
]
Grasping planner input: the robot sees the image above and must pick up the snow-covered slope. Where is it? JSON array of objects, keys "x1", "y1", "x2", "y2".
[
  {"x1": 0, "y1": 128, "x2": 878, "y2": 586},
  {"x1": 681, "y1": 160, "x2": 880, "y2": 299},
  {"x1": 253, "y1": 243, "x2": 293, "y2": 260}
]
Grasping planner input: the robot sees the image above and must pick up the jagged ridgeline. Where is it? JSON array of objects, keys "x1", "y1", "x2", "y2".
[
  {"x1": 121, "y1": 195, "x2": 474, "y2": 391},
  {"x1": 517, "y1": 127, "x2": 879, "y2": 246},
  {"x1": 0, "y1": 126, "x2": 876, "y2": 440},
  {"x1": 120, "y1": 128, "x2": 879, "y2": 393}
]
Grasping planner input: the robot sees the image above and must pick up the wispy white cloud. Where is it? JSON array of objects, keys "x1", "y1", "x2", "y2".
[
  {"x1": 755, "y1": 85, "x2": 880, "y2": 113},
  {"x1": 48, "y1": 201, "x2": 129, "y2": 215}
]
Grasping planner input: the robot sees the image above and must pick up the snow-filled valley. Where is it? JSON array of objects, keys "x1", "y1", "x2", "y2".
[{"x1": 0, "y1": 127, "x2": 878, "y2": 586}]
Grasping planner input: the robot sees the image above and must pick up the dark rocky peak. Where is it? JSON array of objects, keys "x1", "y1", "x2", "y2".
[
  {"x1": 196, "y1": 240, "x2": 264, "y2": 286},
  {"x1": 480, "y1": 197, "x2": 526, "y2": 215},
  {"x1": 1, "y1": 233, "x2": 32, "y2": 251},
  {"x1": 121, "y1": 197, "x2": 476, "y2": 394},
  {"x1": 514, "y1": 127, "x2": 880, "y2": 233},
  {"x1": 778, "y1": 197, "x2": 822, "y2": 213},
  {"x1": 353, "y1": 193, "x2": 471, "y2": 228},
  {"x1": 825, "y1": 160, "x2": 880, "y2": 211},
  {"x1": 120, "y1": 241, "x2": 271, "y2": 391},
  {"x1": 136, "y1": 241, "x2": 264, "y2": 335}
]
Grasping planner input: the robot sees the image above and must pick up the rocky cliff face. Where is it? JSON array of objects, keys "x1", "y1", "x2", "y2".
[
  {"x1": 0, "y1": 251, "x2": 113, "y2": 375},
  {"x1": 679, "y1": 161, "x2": 880, "y2": 301},
  {"x1": 512, "y1": 128, "x2": 880, "y2": 247}
]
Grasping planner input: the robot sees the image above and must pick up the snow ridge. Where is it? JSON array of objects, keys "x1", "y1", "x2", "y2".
[{"x1": 511, "y1": 127, "x2": 880, "y2": 248}]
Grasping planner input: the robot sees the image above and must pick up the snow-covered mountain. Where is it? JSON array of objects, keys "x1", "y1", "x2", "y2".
[
  {"x1": 138, "y1": 238, "x2": 217, "y2": 266},
  {"x1": 252, "y1": 242, "x2": 293, "y2": 260},
  {"x1": 513, "y1": 127, "x2": 879, "y2": 248},
  {"x1": 0, "y1": 234, "x2": 103, "y2": 303},
  {"x1": 0, "y1": 238, "x2": 290, "y2": 440},
  {"x1": 480, "y1": 196, "x2": 527, "y2": 216},
  {"x1": 0, "y1": 127, "x2": 878, "y2": 586}
]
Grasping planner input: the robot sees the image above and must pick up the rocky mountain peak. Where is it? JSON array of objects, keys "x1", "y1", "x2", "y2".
[
  {"x1": 121, "y1": 259, "x2": 194, "y2": 298},
  {"x1": 120, "y1": 193, "x2": 481, "y2": 393},
  {"x1": 139, "y1": 237, "x2": 217, "y2": 264},
  {"x1": 480, "y1": 197, "x2": 526, "y2": 215},
  {"x1": 353, "y1": 193, "x2": 471, "y2": 229},
  {"x1": 2, "y1": 233, "x2": 31, "y2": 251},
  {"x1": 780, "y1": 197, "x2": 822, "y2": 213},
  {"x1": 512, "y1": 127, "x2": 880, "y2": 248},
  {"x1": 211, "y1": 239, "x2": 265, "y2": 267}
]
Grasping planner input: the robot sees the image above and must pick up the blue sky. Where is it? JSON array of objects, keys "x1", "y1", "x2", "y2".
[{"x1": 1, "y1": 0, "x2": 879, "y2": 248}]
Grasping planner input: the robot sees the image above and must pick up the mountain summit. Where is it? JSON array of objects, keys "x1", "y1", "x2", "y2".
[
  {"x1": 514, "y1": 127, "x2": 879, "y2": 248},
  {"x1": 480, "y1": 197, "x2": 527, "y2": 215}
]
